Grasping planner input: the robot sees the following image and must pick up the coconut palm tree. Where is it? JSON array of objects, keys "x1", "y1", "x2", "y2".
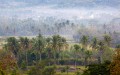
[
  {"x1": 84, "y1": 50, "x2": 92, "y2": 65},
  {"x1": 91, "y1": 37, "x2": 98, "y2": 50},
  {"x1": 33, "y1": 34, "x2": 45, "y2": 61},
  {"x1": 46, "y1": 37, "x2": 52, "y2": 66},
  {"x1": 6, "y1": 37, "x2": 19, "y2": 58},
  {"x1": 51, "y1": 35, "x2": 68, "y2": 65},
  {"x1": 19, "y1": 37, "x2": 29, "y2": 68},
  {"x1": 97, "y1": 41, "x2": 105, "y2": 63},
  {"x1": 73, "y1": 44, "x2": 81, "y2": 69},
  {"x1": 80, "y1": 35, "x2": 89, "y2": 49},
  {"x1": 58, "y1": 37, "x2": 68, "y2": 65},
  {"x1": 51, "y1": 35, "x2": 61, "y2": 64},
  {"x1": 103, "y1": 35, "x2": 112, "y2": 46}
]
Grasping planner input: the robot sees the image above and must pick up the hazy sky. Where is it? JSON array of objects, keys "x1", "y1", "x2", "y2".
[{"x1": 0, "y1": 0, "x2": 120, "y2": 20}]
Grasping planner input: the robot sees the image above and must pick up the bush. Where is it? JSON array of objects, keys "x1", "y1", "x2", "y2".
[
  {"x1": 0, "y1": 69, "x2": 5, "y2": 75},
  {"x1": 28, "y1": 60, "x2": 56, "y2": 75},
  {"x1": 21, "y1": 61, "x2": 27, "y2": 70},
  {"x1": 75, "y1": 71, "x2": 81, "y2": 75},
  {"x1": 59, "y1": 60, "x2": 65, "y2": 65},
  {"x1": 28, "y1": 66, "x2": 41, "y2": 75},
  {"x1": 43, "y1": 66, "x2": 56, "y2": 75},
  {"x1": 61, "y1": 67, "x2": 66, "y2": 73},
  {"x1": 10, "y1": 69, "x2": 20, "y2": 75},
  {"x1": 82, "y1": 61, "x2": 111, "y2": 75}
]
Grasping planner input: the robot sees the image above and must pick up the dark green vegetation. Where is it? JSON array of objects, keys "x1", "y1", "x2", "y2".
[{"x1": 0, "y1": 33, "x2": 120, "y2": 75}]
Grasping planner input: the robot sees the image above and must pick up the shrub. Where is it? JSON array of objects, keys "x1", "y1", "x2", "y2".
[
  {"x1": 28, "y1": 60, "x2": 56, "y2": 75},
  {"x1": 82, "y1": 61, "x2": 111, "y2": 75},
  {"x1": 75, "y1": 71, "x2": 81, "y2": 75},
  {"x1": 43, "y1": 66, "x2": 56, "y2": 75},
  {"x1": 21, "y1": 61, "x2": 27, "y2": 70}
]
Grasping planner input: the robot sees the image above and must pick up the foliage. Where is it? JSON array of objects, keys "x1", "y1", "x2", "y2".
[
  {"x1": 80, "y1": 35, "x2": 89, "y2": 49},
  {"x1": 102, "y1": 46, "x2": 113, "y2": 62},
  {"x1": 0, "y1": 69, "x2": 5, "y2": 75},
  {"x1": 110, "y1": 49, "x2": 120, "y2": 75},
  {"x1": 75, "y1": 71, "x2": 81, "y2": 75},
  {"x1": 28, "y1": 60, "x2": 47, "y2": 75},
  {"x1": 61, "y1": 66, "x2": 70, "y2": 73},
  {"x1": 91, "y1": 37, "x2": 98, "y2": 50},
  {"x1": 0, "y1": 51, "x2": 17, "y2": 71},
  {"x1": 61, "y1": 67, "x2": 66, "y2": 73},
  {"x1": 21, "y1": 61, "x2": 27, "y2": 70},
  {"x1": 103, "y1": 35, "x2": 112, "y2": 46},
  {"x1": 0, "y1": 34, "x2": 116, "y2": 75},
  {"x1": 82, "y1": 61, "x2": 111, "y2": 75},
  {"x1": 6, "y1": 37, "x2": 19, "y2": 57},
  {"x1": 43, "y1": 66, "x2": 56, "y2": 75},
  {"x1": 28, "y1": 60, "x2": 56, "y2": 75},
  {"x1": 116, "y1": 44, "x2": 120, "y2": 48},
  {"x1": 10, "y1": 69, "x2": 20, "y2": 75}
]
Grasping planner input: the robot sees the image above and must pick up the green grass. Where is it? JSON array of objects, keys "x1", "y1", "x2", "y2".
[{"x1": 56, "y1": 72, "x2": 75, "y2": 75}]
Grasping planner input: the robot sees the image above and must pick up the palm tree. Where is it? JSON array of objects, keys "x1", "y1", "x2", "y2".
[
  {"x1": 58, "y1": 37, "x2": 68, "y2": 65},
  {"x1": 103, "y1": 35, "x2": 112, "y2": 46},
  {"x1": 91, "y1": 37, "x2": 98, "y2": 50},
  {"x1": 24, "y1": 37, "x2": 29, "y2": 67},
  {"x1": 52, "y1": 35, "x2": 60, "y2": 64},
  {"x1": 80, "y1": 35, "x2": 89, "y2": 49},
  {"x1": 65, "y1": 65, "x2": 70, "y2": 75},
  {"x1": 97, "y1": 41, "x2": 105, "y2": 63},
  {"x1": 34, "y1": 34, "x2": 45, "y2": 61},
  {"x1": 84, "y1": 50, "x2": 92, "y2": 65},
  {"x1": 19, "y1": 37, "x2": 29, "y2": 68},
  {"x1": 51, "y1": 35, "x2": 68, "y2": 65},
  {"x1": 6, "y1": 37, "x2": 19, "y2": 58},
  {"x1": 73, "y1": 44, "x2": 81, "y2": 69},
  {"x1": 46, "y1": 37, "x2": 52, "y2": 66}
]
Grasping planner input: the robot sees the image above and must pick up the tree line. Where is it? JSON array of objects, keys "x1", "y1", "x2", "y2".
[{"x1": 0, "y1": 33, "x2": 120, "y2": 75}]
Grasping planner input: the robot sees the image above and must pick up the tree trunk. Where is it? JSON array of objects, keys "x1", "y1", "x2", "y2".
[
  {"x1": 48, "y1": 53, "x2": 51, "y2": 66},
  {"x1": 54, "y1": 50, "x2": 56, "y2": 65},
  {"x1": 98, "y1": 56, "x2": 101, "y2": 64},
  {"x1": 84, "y1": 57, "x2": 87, "y2": 65},
  {"x1": 40, "y1": 52, "x2": 42, "y2": 61},
  {"x1": 75, "y1": 54, "x2": 77, "y2": 70},
  {"x1": 98, "y1": 49, "x2": 104, "y2": 64},
  {"x1": 75, "y1": 61, "x2": 77, "y2": 69},
  {"x1": 26, "y1": 50, "x2": 28, "y2": 69}
]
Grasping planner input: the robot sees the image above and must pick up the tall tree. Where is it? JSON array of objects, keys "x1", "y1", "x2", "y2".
[
  {"x1": 51, "y1": 35, "x2": 67, "y2": 64},
  {"x1": 103, "y1": 35, "x2": 112, "y2": 46},
  {"x1": 73, "y1": 44, "x2": 81, "y2": 69},
  {"x1": 58, "y1": 37, "x2": 68, "y2": 64},
  {"x1": 91, "y1": 37, "x2": 98, "y2": 50},
  {"x1": 46, "y1": 37, "x2": 52, "y2": 66},
  {"x1": 52, "y1": 35, "x2": 60, "y2": 64},
  {"x1": 80, "y1": 35, "x2": 89, "y2": 49},
  {"x1": 6, "y1": 37, "x2": 19, "y2": 58},
  {"x1": 19, "y1": 37, "x2": 29, "y2": 68},
  {"x1": 84, "y1": 50, "x2": 92, "y2": 65},
  {"x1": 34, "y1": 34, "x2": 45, "y2": 61},
  {"x1": 97, "y1": 41, "x2": 105, "y2": 63}
]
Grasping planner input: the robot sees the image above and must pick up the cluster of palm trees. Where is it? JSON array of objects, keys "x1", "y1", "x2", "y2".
[
  {"x1": 3, "y1": 33, "x2": 113, "y2": 70},
  {"x1": 4, "y1": 34, "x2": 68, "y2": 68},
  {"x1": 75, "y1": 34, "x2": 112, "y2": 65}
]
